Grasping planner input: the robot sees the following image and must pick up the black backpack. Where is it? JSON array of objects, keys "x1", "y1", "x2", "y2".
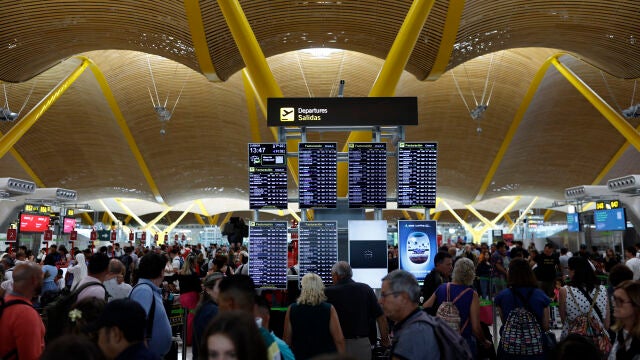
[
  {"x1": 0, "y1": 297, "x2": 33, "y2": 359},
  {"x1": 43, "y1": 281, "x2": 107, "y2": 342}
]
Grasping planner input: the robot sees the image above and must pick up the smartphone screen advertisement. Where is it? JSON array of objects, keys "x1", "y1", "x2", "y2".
[{"x1": 398, "y1": 220, "x2": 437, "y2": 281}]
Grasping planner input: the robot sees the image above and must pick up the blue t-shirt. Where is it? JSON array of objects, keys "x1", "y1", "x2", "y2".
[
  {"x1": 129, "y1": 279, "x2": 172, "y2": 358},
  {"x1": 41, "y1": 265, "x2": 58, "y2": 293},
  {"x1": 494, "y1": 286, "x2": 551, "y2": 333}
]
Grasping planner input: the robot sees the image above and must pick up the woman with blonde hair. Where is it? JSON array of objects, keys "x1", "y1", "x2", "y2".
[
  {"x1": 283, "y1": 272, "x2": 345, "y2": 359},
  {"x1": 609, "y1": 280, "x2": 640, "y2": 359},
  {"x1": 177, "y1": 253, "x2": 200, "y2": 346},
  {"x1": 424, "y1": 257, "x2": 491, "y2": 359}
]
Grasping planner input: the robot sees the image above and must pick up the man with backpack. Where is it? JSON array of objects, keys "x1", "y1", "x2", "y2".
[
  {"x1": 379, "y1": 270, "x2": 441, "y2": 359},
  {"x1": 0, "y1": 263, "x2": 45, "y2": 360},
  {"x1": 129, "y1": 252, "x2": 172, "y2": 359},
  {"x1": 75, "y1": 252, "x2": 110, "y2": 303}
]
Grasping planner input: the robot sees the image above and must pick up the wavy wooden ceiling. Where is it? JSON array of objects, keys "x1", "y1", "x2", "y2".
[{"x1": 0, "y1": 0, "x2": 638, "y2": 218}]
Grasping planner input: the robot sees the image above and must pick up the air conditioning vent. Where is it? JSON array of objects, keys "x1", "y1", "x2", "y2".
[
  {"x1": 608, "y1": 175, "x2": 640, "y2": 194},
  {"x1": 0, "y1": 177, "x2": 36, "y2": 195}
]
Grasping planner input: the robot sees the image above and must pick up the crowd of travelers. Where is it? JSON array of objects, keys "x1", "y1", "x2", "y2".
[{"x1": 1, "y1": 238, "x2": 640, "y2": 360}]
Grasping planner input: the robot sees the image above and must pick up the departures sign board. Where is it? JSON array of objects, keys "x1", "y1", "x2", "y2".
[
  {"x1": 298, "y1": 221, "x2": 338, "y2": 286},
  {"x1": 248, "y1": 221, "x2": 288, "y2": 289},
  {"x1": 298, "y1": 143, "x2": 337, "y2": 209},
  {"x1": 397, "y1": 142, "x2": 438, "y2": 208},
  {"x1": 248, "y1": 143, "x2": 288, "y2": 209},
  {"x1": 348, "y1": 142, "x2": 387, "y2": 208}
]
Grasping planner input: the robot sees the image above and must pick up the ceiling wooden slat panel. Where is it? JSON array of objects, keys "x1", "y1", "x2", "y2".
[{"x1": 0, "y1": 1, "x2": 638, "y2": 220}]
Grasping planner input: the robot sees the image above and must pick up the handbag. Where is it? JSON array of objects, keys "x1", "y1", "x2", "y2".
[{"x1": 567, "y1": 286, "x2": 612, "y2": 357}]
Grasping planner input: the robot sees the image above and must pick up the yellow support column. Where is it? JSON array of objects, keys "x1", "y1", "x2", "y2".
[
  {"x1": 475, "y1": 54, "x2": 562, "y2": 201},
  {"x1": 81, "y1": 212, "x2": 94, "y2": 226},
  {"x1": 217, "y1": 3, "x2": 300, "y2": 185},
  {"x1": 0, "y1": 58, "x2": 89, "y2": 159},
  {"x1": 551, "y1": 57, "x2": 640, "y2": 151},
  {"x1": 183, "y1": 0, "x2": 219, "y2": 81},
  {"x1": 339, "y1": 0, "x2": 436, "y2": 197},
  {"x1": 164, "y1": 203, "x2": 195, "y2": 234},
  {"x1": 426, "y1": 0, "x2": 466, "y2": 80}
]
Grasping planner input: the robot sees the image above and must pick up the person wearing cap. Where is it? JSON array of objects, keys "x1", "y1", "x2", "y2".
[
  {"x1": 91, "y1": 298, "x2": 159, "y2": 360},
  {"x1": 193, "y1": 272, "x2": 224, "y2": 359}
]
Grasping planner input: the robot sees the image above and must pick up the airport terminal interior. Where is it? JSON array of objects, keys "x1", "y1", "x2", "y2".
[
  {"x1": 0, "y1": 1, "x2": 640, "y2": 359},
  {"x1": 0, "y1": 1, "x2": 638, "y2": 248}
]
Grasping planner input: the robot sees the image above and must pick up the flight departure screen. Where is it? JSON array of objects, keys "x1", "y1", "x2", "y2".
[
  {"x1": 397, "y1": 142, "x2": 437, "y2": 208},
  {"x1": 348, "y1": 142, "x2": 387, "y2": 208},
  {"x1": 248, "y1": 143, "x2": 288, "y2": 209},
  {"x1": 298, "y1": 221, "x2": 338, "y2": 285},
  {"x1": 298, "y1": 143, "x2": 337, "y2": 208},
  {"x1": 248, "y1": 221, "x2": 288, "y2": 289}
]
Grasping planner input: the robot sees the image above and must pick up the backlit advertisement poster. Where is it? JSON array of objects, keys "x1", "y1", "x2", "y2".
[{"x1": 398, "y1": 220, "x2": 437, "y2": 281}]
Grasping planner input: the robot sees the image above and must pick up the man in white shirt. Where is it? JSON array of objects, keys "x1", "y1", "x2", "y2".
[
  {"x1": 625, "y1": 247, "x2": 640, "y2": 280},
  {"x1": 76, "y1": 253, "x2": 110, "y2": 303},
  {"x1": 104, "y1": 259, "x2": 132, "y2": 301}
]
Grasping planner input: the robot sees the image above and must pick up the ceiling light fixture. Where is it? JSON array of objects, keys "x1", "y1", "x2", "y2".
[
  {"x1": 146, "y1": 56, "x2": 187, "y2": 136},
  {"x1": 301, "y1": 48, "x2": 342, "y2": 59}
]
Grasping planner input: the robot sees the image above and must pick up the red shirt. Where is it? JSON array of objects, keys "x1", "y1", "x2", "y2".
[{"x1": 0, "y1": 294, "x2": 45, "y2": 360}]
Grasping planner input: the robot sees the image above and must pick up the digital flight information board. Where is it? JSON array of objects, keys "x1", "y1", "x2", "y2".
[
  {"x1": 248, "y1": 143, "x2": 288, "y2": 209},
  {"x1": 298, "y1": 221, "x2": 338, "y2": 286},
  {"x1": 397, "y1": 142, "x2": 438, "y2": 208},
  {"x1": 298, "y1": 143, "x2": 337, "y2": 208},
  {"x1": 248, "y1": 221, "x2": 288, "y2": 289},
  {"x1": 348, "y1": 142, "x2": 387, "y2": 208}
]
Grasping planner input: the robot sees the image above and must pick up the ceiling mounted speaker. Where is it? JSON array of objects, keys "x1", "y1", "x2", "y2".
[
  {"x1": 564, "y1": 185, "x2": 610, "y2": 200},
  {"x1": 34, "y1": 188, "x2": 78, "y2": 201},
  {"x1": 607, "y1": 175, "x2": 640, "y2": 195},
  {"x1": 0, "y1": 177, "x2": 36, "y2": 195}
]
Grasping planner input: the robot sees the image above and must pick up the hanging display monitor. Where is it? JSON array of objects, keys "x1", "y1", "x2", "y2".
[
  {"x1": 298, "y1": 221, "x2": 338, "y2": 285},
  {"x1": 348, "y1": 143, "x2": 387, "y2": 208},
  {"x1": 594, "y1": 208, "x2": 627, "y2": 231},
  {"x1": 19, "y1": 213, "x2": 50, "y2": 233},
  {"x1": 298, "y1": 143, "x2": 337, "y2": 209},
  {"x1": 62, "y1": 217, "x2": 76, "y2": 233},
  {"x1": 348, "y1": 220, "x2": 388, "y2": 289},
  {"x1": 248, "y1": 221, "x2": 288, "y2": 289},
  {"x1": 398, "y1": 220, "x2": 438, "y2": 282},
  {"x1": 248, "y1": 143, "x2": 288, "y2": 209},
  {"x1": 567, "y1": 212, "x2": 580, "y2": 232},
  {"x1": 397, "y1": 142, "x2": 437, "y2": 208}
]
